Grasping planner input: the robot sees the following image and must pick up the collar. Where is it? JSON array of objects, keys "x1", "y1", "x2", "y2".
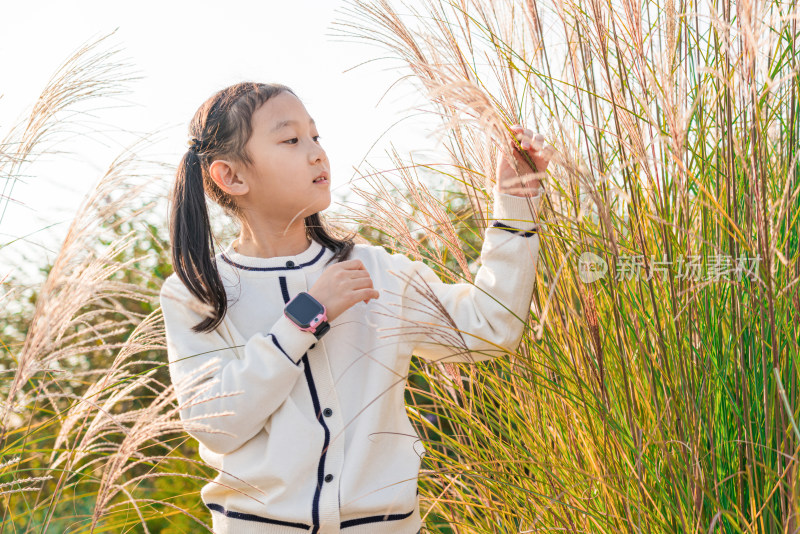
[{"x1": 218, "y1": 238, "x2": 329, "y2": 273}]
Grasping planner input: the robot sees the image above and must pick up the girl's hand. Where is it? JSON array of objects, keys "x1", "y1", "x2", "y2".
[
  {"x1": 307, "y1": 259, "x2": 379, "y2": 323},
  {"x1": 494, "y1": 124, "x2": 555, "y2": 197}
]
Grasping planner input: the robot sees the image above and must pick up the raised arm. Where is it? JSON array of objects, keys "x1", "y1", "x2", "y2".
[{"x1": 382, "y1": 190, "x2": 543, "y2": 363}]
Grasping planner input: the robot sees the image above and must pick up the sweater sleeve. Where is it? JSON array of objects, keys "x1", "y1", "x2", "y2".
[
  {"x1": 383, "y1": 190, "x2": 543, "y2": 363},
  {"x1": 159, "y1": 274, "x2": 317, "y2": 455}
]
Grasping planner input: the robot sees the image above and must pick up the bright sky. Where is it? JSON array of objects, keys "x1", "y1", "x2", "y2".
[{"x1": 0, "y1": 0, "x2": 445, "y2": 282}]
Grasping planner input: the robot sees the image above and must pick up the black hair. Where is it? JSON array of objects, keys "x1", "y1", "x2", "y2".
[{"x1": 168, "y1": 82, "x2": 356, "y2": 333}]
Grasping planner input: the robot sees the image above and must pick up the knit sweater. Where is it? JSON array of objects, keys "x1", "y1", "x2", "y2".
[{"x1": 159, "y1": 189, "x2": 542, "y2": 534}]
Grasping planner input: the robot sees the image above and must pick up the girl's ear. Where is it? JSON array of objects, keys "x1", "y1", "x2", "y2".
[{"x1": 209, "y1": 159, "x2": 248, "y2": 196}]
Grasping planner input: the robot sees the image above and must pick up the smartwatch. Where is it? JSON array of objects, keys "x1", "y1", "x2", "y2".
[{"x1": 283, "y1": 292, "x2": 330, "y2": 340}]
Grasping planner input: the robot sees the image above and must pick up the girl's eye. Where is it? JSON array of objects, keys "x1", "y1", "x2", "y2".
[{"x1": 285, "y1": 136, "x2": 322, "y2": 144}]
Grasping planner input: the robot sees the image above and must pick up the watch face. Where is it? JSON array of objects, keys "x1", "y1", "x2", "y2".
[{"x1": 285, "y1": 293, "x2": 324, "y2": 328}]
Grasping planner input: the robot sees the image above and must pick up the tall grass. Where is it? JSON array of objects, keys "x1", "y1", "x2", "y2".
[
  {"x1": 331, "y1": 0, "x2": 799, "y2": 531},
  {"x1": 0, "y1": 33, "x2": 223, "y2": 532}
]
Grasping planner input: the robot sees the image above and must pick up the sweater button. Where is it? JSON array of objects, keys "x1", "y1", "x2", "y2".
[
  {"x1": 286, "y1": 260, "x2": 295, "y2": 268},
  {"x1": 323, "y1": 408, "x2": 332, "y2": 417},
  {"x1": 324, "y1": 474, "x2": 334, "y2": 483}
]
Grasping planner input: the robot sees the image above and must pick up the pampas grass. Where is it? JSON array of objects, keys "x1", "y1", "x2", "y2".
[
  {"x1": 0, "y1": 33, "x2": 226, "y2": 533},
  {"x1": 330, "y1": 0, "x2": 800, "y2": 531}
]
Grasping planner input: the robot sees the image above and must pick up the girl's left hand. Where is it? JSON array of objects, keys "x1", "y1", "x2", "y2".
[{"x1": 494, "y1": 124, "x2": 555, "y2": 197}]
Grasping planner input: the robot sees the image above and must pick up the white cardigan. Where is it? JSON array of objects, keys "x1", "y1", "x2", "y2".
[{"x1": 159, "y1": 190, "x2": 542, "y2": 534}]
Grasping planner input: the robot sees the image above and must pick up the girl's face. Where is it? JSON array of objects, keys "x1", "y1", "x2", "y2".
[{"x1": 213, "y1": 91, "x2": 331, "y2": 227}]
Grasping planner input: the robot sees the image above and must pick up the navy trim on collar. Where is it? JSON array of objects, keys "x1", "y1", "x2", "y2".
[{"x1": 220, "y1": 245, "x2": 327, "y2": 271}]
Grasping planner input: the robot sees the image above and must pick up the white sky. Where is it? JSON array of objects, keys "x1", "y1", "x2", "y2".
[{"x1": 0, "y1": 0, "x2": 447, "y2": 281}]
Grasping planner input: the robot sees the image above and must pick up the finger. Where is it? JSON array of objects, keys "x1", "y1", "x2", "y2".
[
  {"x1": 510, "y1": 131, "x2": 531, "y2": 150},
  {"x1": 538, "y1": 145, "x2": 556, "y2": 161},
  {"x1": 510, "y1": 124, "x2": 532, "y2": 138},
  {"x1": 531, "y1": 133, "x2": 545, "y2": 151},
  {"x1": 362, "y1": 288, "x2": 380, "y2": 301},
  {"x1": 343, "y1": 259, "x2": 365, "y2": 270},
  {"x1": 514, "y1": 144, "x2": 550, "y2": 173},
  {"x1": 353, "y1": 276, "x2": 374, "y2": 289},
  {"x1": 509, "y1": 125, "x2": 527, "y2": 146},
  {"x1": 511, "y1": 130, "x2": 543, "y2": 151}
]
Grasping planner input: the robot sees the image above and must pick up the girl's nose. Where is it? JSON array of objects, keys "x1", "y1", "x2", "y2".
[{"x1": 311, "y1": 145, "x2": 327, "y2": 162}]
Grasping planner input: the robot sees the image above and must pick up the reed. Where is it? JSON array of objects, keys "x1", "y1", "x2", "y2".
[
  {"x1": 332, "y1": 0, "x2": 799, "y2": 531},
  {"x1": 0, "y1": 33, "x2": 223, "y2": 532}
]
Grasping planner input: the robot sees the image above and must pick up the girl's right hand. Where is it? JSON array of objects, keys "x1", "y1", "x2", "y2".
[{"x1": 307, "y1": 259, "x2": 380, "y2": 323}]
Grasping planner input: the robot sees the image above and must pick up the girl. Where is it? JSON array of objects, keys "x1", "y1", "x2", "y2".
[{"x1": 160, "y1": 81, "x2": 552, "y2": 534}]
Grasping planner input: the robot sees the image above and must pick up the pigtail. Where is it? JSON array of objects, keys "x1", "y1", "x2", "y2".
[{"x1": 168, "y1": 148, "x2": 227, "y2": 333}]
